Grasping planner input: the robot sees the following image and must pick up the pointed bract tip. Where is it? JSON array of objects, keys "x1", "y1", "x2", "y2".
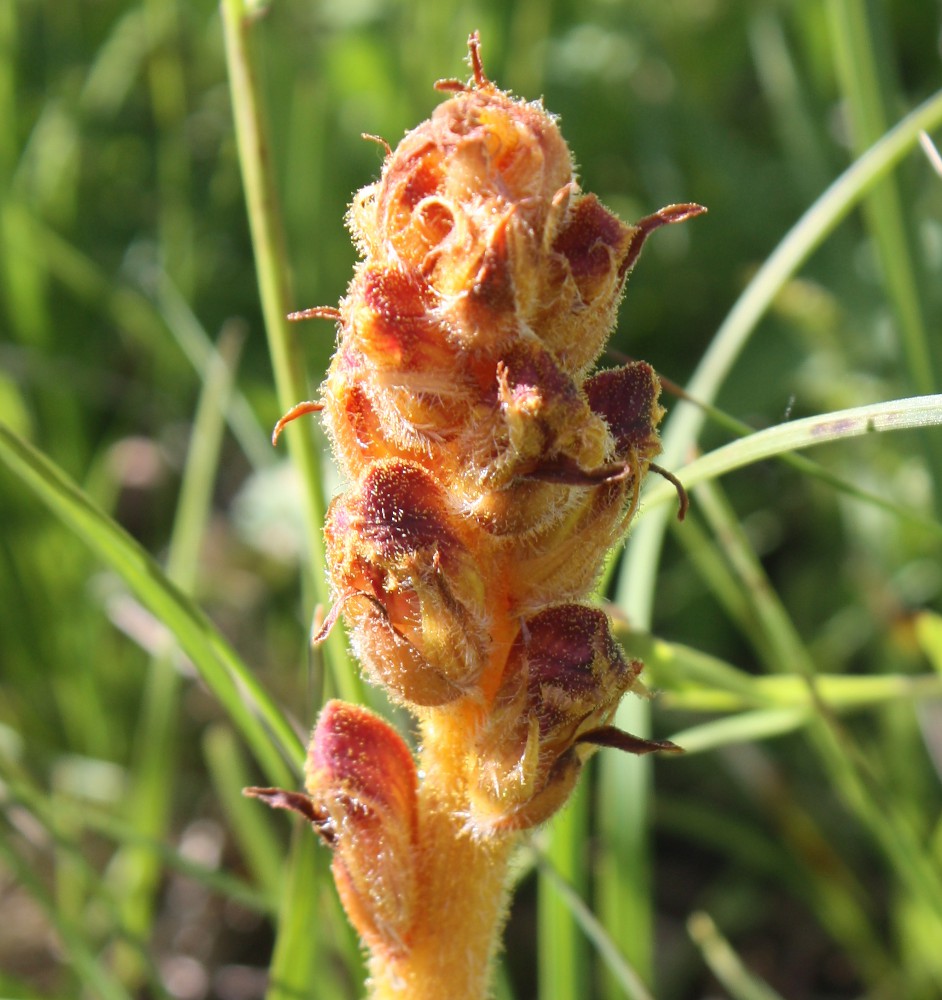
[{"x1": 271, "y1": 399, "x2": 324, "y2": 446}]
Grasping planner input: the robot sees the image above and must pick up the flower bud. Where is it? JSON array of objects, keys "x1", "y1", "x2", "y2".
[
  {"x1": 304, "y1": 700, "x2": 420, "y2": 955},
  {"x1": 244, "y1": 701, "x2": 422, "y2": 956},
  {"x1": 323, "y1": 459, "x2": 489, "y2": 701},
  {"x1": 584, "y1": 361, "x2": 664, "y2": 461},
  {"x1": 506, "y1": 361, "x2": 666, "y2": 604},
  {"x1": 470, "y1": 604, "x2": 645, "y2": 831}
]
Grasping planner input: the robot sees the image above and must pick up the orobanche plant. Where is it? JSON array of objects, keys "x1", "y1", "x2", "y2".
[{"x1": 247, "y1": 34, "x2": 701, "y2": 1000}]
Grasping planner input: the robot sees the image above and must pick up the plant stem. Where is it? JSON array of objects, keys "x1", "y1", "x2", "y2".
[
  {"x1": 369, "y1": 724, "x2": 517, "y2": 1000},
  {"x1": 219, "y1": 0, "x2": 358, "y2": 701}
]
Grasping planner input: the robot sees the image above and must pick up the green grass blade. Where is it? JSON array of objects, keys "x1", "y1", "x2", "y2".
[
  {"x1": 23, "y1": 216, "x2": 273, "y2": 471},
  {"x1": 70, "y1": 803, "x2": 271, "y2": 914},
  {"x1": 688, "y1": 912, "x2": 786, "y2": 1000},
  {"x1": 622, "y1": 631, "x2": 942, "y2": 714},
  {"x1": 204, "y1": 722, "x2": 284, "y2": 908},
  {"x1": 264, "y1": 825, "x2": 323, "y2": 1000},
  {"x1": 621, "y1": 85, "x2": 942, "y2": 626},
  {"x1": 664, "y1": 385, "x2": 942, "y2": 537},
  {"x1": 219, "y1": 0, "x2": 358, "y2": 705},
  {"x1": 153, "y1": 273, "x2": 274, "y2": 470},
  {"x1": 661, "y1": 797, "x2": 892, "y2": 987},
  {"x1": 0, "y1": 421, "x2": 302, "y2": 786},
  {"x1": 601, "y1": 384, "x2": 935, "y2": 986},
  {"x1": 0, "y1": 764, "x2": 171, "y2": 999},
  {"x1": 601, "y1": 93, "x2": 942, "y2": 992},
  {"x1": 694, "y1": 477, "x2": 942, "y2": 952},
  {"x1": 538, "y1": 780, "x2": 589, "y2": 1000},
  {"x1": 534, "y1": 848, "x2": 654, "y2": 1000},
  {"x1": 639, "y1": 394, "x2": 942, "y2": 516},
  {"x1": 916, "y1": 611, "x2": 942, "y2": 674},
  {"x1": 0, "y1": 831, "x2": 136, "y2": 1000},
  {"x1": 595, "y1": 696, "x2": 655, "y2": 997},
  {"x1": 109, "y1": 319, "x2": 245, "y2": 988},
  {"x1": 668, "y1": 708, "x2": 813, "y2": 754},
  {"x1": 143, "y1": 0, "x2": 194, "y2": 294},
  {"x1": 827, "y1": 0, "x2": 937, "y2": 398}
]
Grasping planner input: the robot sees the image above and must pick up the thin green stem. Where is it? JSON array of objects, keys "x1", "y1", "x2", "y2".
[
  {"x1": 220, "y1": 0, "x2": 358, "y2": 703},
  {"x1": 641, "y1": 394, "x2": 942, "y2": 515}
]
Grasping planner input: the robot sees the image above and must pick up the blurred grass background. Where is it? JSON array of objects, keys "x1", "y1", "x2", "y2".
[{"x1": 1, "y1": 1, "x2": 942, "y2": 998}]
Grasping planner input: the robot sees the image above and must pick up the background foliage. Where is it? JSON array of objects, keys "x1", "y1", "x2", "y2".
[{"x1": 1, "y1": 1, "x2": 942, "y2": 998}]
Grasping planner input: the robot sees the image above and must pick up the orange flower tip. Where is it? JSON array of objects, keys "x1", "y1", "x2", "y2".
[
  {"x1": 271, "y1": 399, "x2": 324, "y2": 446},
  {"x1": 242, "y1": 786, "x2": 336, "y2": 843},
  {"x1": 311, "y1": 593, "x2": 349, "y2": 645},
  {"x1": 433, "y1": 76, "x2": 468, "y2": 94},
  {"x1": 467, "y1": 29, "x2": 490, "y2": 88},
  {"x1": 575, "y1": 725, "x2": 684, "y2": 756},
  {"x1": 361, "y1": 132, "x2": 392, "y2": 156},
  {"x1": 648, "y1": 462, "x2": 689, "y2": 521},
  {"x1": 640, "y1": 202, "x2": 708, "y2": 230},
  {"x1": 434, "y1": 29, "x2": 490, "y2": 93},
  {"x1": 286, "y1": 305, "x2": 342, "y2": 323}
]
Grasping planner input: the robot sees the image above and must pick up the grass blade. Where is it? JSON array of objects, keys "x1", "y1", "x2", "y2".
[
  {"x1": 538, "y1": 782, "x2": 589, "y2": 1000},
  {"x1": 534, "y1": 848, "x2": 654, "y2": 1000},
  {"x1": 639, "y1": 394, "x2": 942, "y2": 516},
  {"x1": 0, "y1": 421, "x2": 302, "y2": 786},
  {"x1": 219, "y1": 0, "x2": 358, "y2": 705},
  {"x1": 621, "y1": 85, "x2": 942, "y2": 625},
  {"x1": 687, "y1": 912, "x2": 786, "y2": 1000}
]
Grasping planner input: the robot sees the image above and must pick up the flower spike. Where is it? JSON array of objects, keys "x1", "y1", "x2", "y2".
[{"x1": 258, "y1": 32, "x2": 698, "y2": 1000}]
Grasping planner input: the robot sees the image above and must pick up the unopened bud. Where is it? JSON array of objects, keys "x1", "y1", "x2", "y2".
[{"x1": 305, "y1": 700, "x2": 420, "y2": 955}]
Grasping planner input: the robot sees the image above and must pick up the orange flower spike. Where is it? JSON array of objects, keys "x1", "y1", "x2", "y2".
[{"x1": 260, "y1": 31, "x2": 701, "y2": 1000}]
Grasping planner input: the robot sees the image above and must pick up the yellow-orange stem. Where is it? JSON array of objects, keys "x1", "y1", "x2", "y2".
[
  {"x1": 365, "y1": 605, "x2": 519, "y2": 999},
  {"x1": 367, "y1": 762, "x2": 516, "y2": 1000}
]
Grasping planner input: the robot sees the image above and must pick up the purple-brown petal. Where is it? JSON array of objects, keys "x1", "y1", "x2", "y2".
[{"x1": 584, "y1": 362, "x2": 663, "y2": 455}]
